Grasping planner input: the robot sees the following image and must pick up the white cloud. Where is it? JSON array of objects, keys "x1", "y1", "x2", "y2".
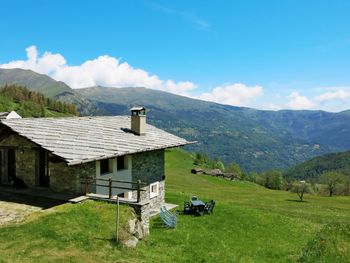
[
  {"x1": 286, "y1": 92, "x2": 315, "y2": 110},
  {"x1": 315, "y1": 89, "x2": 350, "y2": 103},
  {"x1": 164, "y1": 80, "x2": 196, "y2": 96},
  {"x1": 263, "y1": 103, "x2": 283, "y2": 111},
  {"x1": 1, "y1": 46, "x2": 66, "y2": 75},
  {"x1": 197, "y1": 83, "x2": 263, "y2": 107},
  {"x1": 0, "y1": 46, "x2": 195, "y2": 96}
]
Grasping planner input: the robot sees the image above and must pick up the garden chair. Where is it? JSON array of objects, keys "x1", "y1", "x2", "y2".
[
  {"x1": 183, "y1": 201, "x2": 192, "y2": 214},
  {"x1": 204, "y1": 200, "x2": 216, "y2": 214},
  {"x1": 160, "y1": 206, "x2": 177, "y2": 228}
]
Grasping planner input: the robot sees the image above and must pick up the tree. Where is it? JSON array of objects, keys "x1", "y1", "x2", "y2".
[
  {"x1": 284, "y1": 180, "x2": 294, "y2": 191},
  {"x1": 261, "y1": 170, "x2": 284, "y2": 190},
  {"x1": 291, "y1": 181, "x2": 312, "y2": 201},
  {"x1": 226, "y1": 161, "x2": 242, "y2": 178},
  {"x1": 320, "y1": 172, "x2": 345, "y2": 197},
  {"x1": 247, "y1": 172, "x2": 259, "y2": 183},
  {"x1": 215, "y1": 161, "x2": 225, "y2": 172},
  {"x1": 193, "y1": 152, "x2": 210, "y2": 166}
]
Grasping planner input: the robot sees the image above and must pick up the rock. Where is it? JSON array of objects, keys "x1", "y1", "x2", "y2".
[
  {"x1": 127, "y1": 218, "x2": 137, "y2": 234},
  {"x1": 223, "y1": 173, "x2": 237, "y2": 180},
  {"x1": 122, "y1": 236, "x2": 139, "y2": 248},
  {"x1": 134, "y1": 221, "x2": 144, "y2": 240},
  {"x1": 191, "y1": 168, "x2": 203, "y2": 174},
  {"x1": 204, "y1": 169, "x2": 224, "y2": 177}
]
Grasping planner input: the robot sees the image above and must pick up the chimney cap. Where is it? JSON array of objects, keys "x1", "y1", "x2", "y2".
[
  {"x1": 130, "y1": 106, "x2": 146, "y2": 116},
  {"x1": 130, "y1": 106, "x2": 145, "y2": 111}
]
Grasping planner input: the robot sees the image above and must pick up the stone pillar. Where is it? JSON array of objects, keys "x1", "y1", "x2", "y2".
[
  {"x1": 15, "y1": 149, "x2": 36, "y2": 187},
  {"x1": 129, "y1": 202, "x2": 150, "y2": 237}
]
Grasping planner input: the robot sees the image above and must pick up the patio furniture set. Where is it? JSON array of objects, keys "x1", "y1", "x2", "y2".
[
  {"x1": 159, "y1": 196, "x2": 216, "y2": 228},
  {"x1": 183, "y1": 196, "x2": 215, "y2": 215}
]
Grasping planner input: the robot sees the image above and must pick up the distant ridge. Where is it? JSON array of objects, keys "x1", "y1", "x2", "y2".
[
  {"x1": 77, "y1": 86, "x2": 350, "y2": 172},
  {"x1": 0, "y1": 68, "x2": 100, "y2": 115},
  {"x1": 284, "y1": 151, "x2": 350, "y2": 180},
  {"x1": 0, "y1": 68, "x2": 71, "y2": 97},
  {"x1": 2, "y1": 68, "x2": 350, "y2": 172}
]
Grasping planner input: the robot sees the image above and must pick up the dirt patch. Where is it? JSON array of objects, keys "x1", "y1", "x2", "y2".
[
  {"x1": 0, "y1": 202, "x2": 40, "y2": 226},
  {"x1": 0, "y1": 191, "x2": 64, "y2": 226}
]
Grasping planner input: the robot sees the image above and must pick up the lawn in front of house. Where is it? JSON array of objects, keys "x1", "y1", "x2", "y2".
[
  {"x1": 0, "y1": 148, "x2": 350, "y2": 262},
  {"x1": 0, "y1": 201, "x2": 134, "y2": 263}
]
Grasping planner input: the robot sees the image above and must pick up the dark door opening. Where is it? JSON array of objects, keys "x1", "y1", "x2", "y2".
[
  {"x1": 39, "y1": 150, "x2": 49, "y2": 187},
  {"x1": 0, "y1": 152, "x2": 4, "y2": 180},
  {"x1": 8, "y1": 149, "x2": 16, "y2": 183}
]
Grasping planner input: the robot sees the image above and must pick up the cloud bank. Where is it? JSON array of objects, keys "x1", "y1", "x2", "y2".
[
  {"x1": 197, "y1": 83, "x2": 263, "y2": 107},
  {"x1": 315, "y1": 89, "x2": 350, "y2": 103},
  {"x1": 286, "y1": 92, "x2": 315, "y2": 110},
  {"x1": 2, "y1": 46, "x2": 349, "y2": 111},
  {"x1": 0, "y1": 46, "x2": 263, "y2": 107},
  {"x1": 0, "y1": 45, "x2": 196, "y2": 96}
]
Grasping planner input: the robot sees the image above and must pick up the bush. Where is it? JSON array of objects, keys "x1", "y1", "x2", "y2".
[{"x1": 259, "y1": 170, "x2": 284, "y2": 190}]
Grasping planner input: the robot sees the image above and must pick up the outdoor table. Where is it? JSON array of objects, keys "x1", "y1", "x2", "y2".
[{"x1": 191, "y1": 200, "x2": 205, "y2": 214}]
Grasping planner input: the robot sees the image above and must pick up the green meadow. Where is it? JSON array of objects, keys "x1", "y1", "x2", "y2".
[{"x1": 0, "y1": 149, "x2": 349, "y2": 262}]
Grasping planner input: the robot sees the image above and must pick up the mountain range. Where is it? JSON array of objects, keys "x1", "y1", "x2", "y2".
[{"x1": 1, "y1": 68, "x2": 350, "y2": 172}]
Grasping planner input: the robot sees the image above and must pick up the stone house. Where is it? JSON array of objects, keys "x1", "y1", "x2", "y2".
[{"x1": 0, "y1": 107, "x2": 192, "y2": 211}]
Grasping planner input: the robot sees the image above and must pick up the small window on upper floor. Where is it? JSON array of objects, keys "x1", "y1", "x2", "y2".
[
  {"x1": 100, "y1": 159, "x2": 112, "y2": 175},
  {"x1": 117, "y1": 156, "x2": 127, "y2": 171}
]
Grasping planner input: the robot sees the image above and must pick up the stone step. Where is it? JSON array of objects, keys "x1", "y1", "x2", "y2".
[{"x1": 69, "y1": 196, "x2": 90, "y2": 203}]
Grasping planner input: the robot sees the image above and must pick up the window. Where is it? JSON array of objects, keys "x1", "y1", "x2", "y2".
[
  {"x1": 100, "y1": 159, "x2": 111, "y2": 175},
  {"x1": 150, "y1": 182, "x2": 159, "y2": 198},
  {"x1": 117, "y1": 156, "x2": 127, "y2": 171}
]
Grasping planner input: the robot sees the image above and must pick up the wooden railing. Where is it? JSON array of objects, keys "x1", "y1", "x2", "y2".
[{"x1": 80, "y1": 176, "x2": 147, "y2": 202}]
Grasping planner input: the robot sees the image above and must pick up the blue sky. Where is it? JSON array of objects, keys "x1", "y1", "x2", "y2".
[{"x1": 1, "y1": 0, "x2": 350, "y2": 111}]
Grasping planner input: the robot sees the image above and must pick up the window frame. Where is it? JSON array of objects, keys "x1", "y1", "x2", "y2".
[
  {"x1": 100, "y1": 159, "x2": 112, "y2": 175},
  {"x1": 149, "y1": 182, "x2": 159, "y2": 198},
  {"x1": 117, "y1": 156, "x2": 127, "y2": 171}
]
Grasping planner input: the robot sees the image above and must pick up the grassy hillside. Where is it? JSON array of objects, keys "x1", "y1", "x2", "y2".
[
  {"x1": 0, "y1": 201, "x2": 134, "y2": 262},
  {"x1": 0, "y1": 68, "x2": 71, "y2": 98},
  {"x1": 285, "y1": 151, "x2": 350, "y2": 180},
  {"x1": 1, "y1": 149, "x2": 349, "y2": 262},
  {"x1": 0, "y1": 85, "x2": 76, "y2": 117}
]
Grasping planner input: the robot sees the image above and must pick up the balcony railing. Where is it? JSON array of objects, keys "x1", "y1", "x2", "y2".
[{"x1": 80, "y1": 176, "x2": 147, "y2": 202}]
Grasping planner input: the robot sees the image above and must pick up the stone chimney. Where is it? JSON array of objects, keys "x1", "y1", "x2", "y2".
[{"x1": 130, "y1": 107, "x2": 146, "y2": 135}]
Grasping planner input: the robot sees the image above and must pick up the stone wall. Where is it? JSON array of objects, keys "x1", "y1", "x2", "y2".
[
  {"x1": 131, "y1": 150, "x2": 165, "y2": 211},
  {"x1": 0, "y1": 133, "x2": 96, "y2": 194},
  {"x1": 49, "y1": 160, "x2": 96, "y2": 194},
  {"x1": 15, "y1": 148, "x2": 36, "y2": 187},
  {"x1": 0, "y1": 134, "x2": 37, "y2": 186},
  {"x1": 129, "y1": 202, "x2": 150, "y2": 236},
  {"x1": 131, "y1": 149, "x2": 164, "y2": 185}
]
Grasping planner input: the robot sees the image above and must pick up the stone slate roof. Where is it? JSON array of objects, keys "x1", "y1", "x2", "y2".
[
  {"x1": 1, "y1": 116, "x2": 194, "y2": 166},
  {"x1": 0, "y1": 111, "x2": 22, "y2": 120},
  {"x1": 0, "y1": 112, "x2": 10, "y2": 119}
]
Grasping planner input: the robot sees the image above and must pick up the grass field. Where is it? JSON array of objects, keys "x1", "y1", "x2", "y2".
[{"x1": 0, "y1": 149, "x2": 350, "y2": 262}]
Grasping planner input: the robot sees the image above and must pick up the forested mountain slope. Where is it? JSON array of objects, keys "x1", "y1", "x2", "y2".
[
  {"x1": 284, "y1": 151, "x2": 350, "y2": 180},
  {"x1": 2, "y1": 68, "x2": 350, "y2": 172}
]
